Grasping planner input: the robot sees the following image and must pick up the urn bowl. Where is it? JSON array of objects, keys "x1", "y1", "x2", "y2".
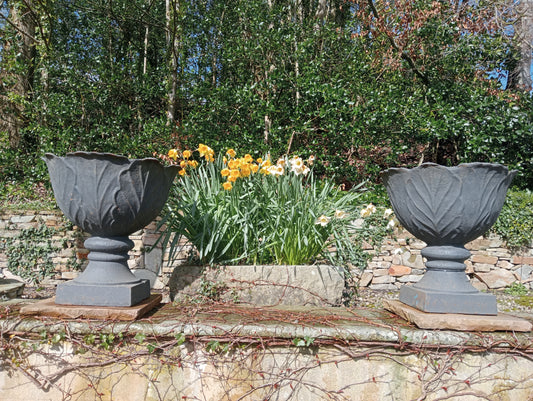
[{"x1": 44, "y1": 152, "x2": 178, "y2": 237}]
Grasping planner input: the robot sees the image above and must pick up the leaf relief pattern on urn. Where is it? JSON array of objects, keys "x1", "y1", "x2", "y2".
[
  {"x1": 383, "y1": 162, "x2": 516, "y2": 246},
  {"x1": 44, "y1": 152, "x2": 179, "y2": 237}
]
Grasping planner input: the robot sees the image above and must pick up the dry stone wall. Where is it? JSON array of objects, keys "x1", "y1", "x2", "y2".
[
  {"x1": 358, "y1": 229, "x2": 533, "y2": 291},
  {"x1": 1, "y1": 210, "x2": 532, "y2": 291}
]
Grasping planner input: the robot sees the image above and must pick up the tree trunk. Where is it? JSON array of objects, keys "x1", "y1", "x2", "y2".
[
  {"x1": 508, "y1": 0, "x2": 533, "y2": 90},
  {"x1": 0, "y1": 1, "x2": 37, "y2": 149},
  {"x1": 166, "y1": 0, "x2": 181, "y2": 127}
]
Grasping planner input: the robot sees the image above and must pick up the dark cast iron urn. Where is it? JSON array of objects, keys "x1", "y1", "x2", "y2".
[
  {"x1": 44, "y1": 152, "x2": 178, "y2": 307},
  {"x1": 382, "y1": 163, "x2": 516, "y2": 315}
]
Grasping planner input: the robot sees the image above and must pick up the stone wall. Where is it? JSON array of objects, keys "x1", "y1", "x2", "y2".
[
  {"x1": 359, "y1": 230, "x2": 533, "y2": 291},
  {"x1": 1, "y1": 210, "x2": 532, "y2": 292},
  {"x1": 0, "y1": 210, "x2": 192, "y2": 289},
  {"x1": 1, "y1": 302, "x2": 532, "y2": 401}
]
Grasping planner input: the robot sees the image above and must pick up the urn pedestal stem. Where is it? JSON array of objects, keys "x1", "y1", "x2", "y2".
[
  {"x1": 55, "y1": 236, "x2": 150, "y2": 307},
  {"x1": 399, "y1": 245, "x2": 497, "y2": 315}
]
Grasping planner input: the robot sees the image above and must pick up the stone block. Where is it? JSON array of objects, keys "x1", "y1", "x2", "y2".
[
  {"x1": 512, "y1": 256, "x2": 533, "y2": 265},
  {"x1": 142, "y1": 233, "x2": 161, "y2": 247},
  {"x1": 144, "y1": 247, "x2": 163, "y2": 274},
  {"x1": 489, "y1": 238, "x2": 504, "y2": 248},
  {"x1": 496, "y1": 260, "x2": 514, "y2": 270},
  {"x1": 358, "y1": 271, "x2": 373, "y2": 287},
  {"x1": 128, "y1": 256, "x2": 144, "y2": 270},
  {"x1": 207, "y1": 265, "x2": 345, "y2": 306},
  {"x1": 409, "y1": 240, "x2": 426, "y2": 250},
  {"x1": 391, "y1": 254, "x2": 402, "y2": 265},
  {"x1": 465, "y1": 261, "x2": 474, "y2": 274},
  {"x1": 133, "y1": 269, "x2": 158, "y2": 288},
  {"x1": 372, "y1": 275, "x2": 395, "y2": 285},
  {"x1": 21, "y1": 294, "x2": 161, "y2": 320},
  {"x1": 369, "y1": 283, "x2": 397, "y2": 290},
  {"x1": 61, "y1": 271, "x2": 80, "y2": 280},
  {"x1": 372, "y1": 268, "x2": 390, "y2": 277},
  {"x1": 473, "y1": 263, "x2": 492, "y2": 273},
  {"x1": 471, "y1": 254, "x2": 498, "y2": 265},
  {"x1": 476, "y1": 269, "x2": 516, "y2": 289},
  {"x1": 514, "y1": 265, "x2": 533, "y2": 282},
  {"x1": 383, "y1": 300, "x2": 532, "y2": 332},
  {"x1": 10, "y1": 215, "x2": 35, "y2": 224},
  {"x1": 471, "y1": 277, "x2": 488, "y2": 291},
  {"x1": 388, "y1": 265, "x2": 412, "y2": 276},
  {"x1": 402, "y1": 253, "x2": 425, "y2": 269},
  {"x1": 396, "y1": 275, "x2": 422, "y2": 283}
]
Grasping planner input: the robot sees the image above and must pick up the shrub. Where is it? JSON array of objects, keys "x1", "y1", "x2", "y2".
[{"x1": 493, "y1": 190, "x2": 533, "y2": 250}]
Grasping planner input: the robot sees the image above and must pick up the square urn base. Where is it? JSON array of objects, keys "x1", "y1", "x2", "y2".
[
  {"x1": 55, "y1": 279, "x2": 150, "y2": 307},
  {"x1": 399, "y1": 285, "x2": 498, "y2": 315}
]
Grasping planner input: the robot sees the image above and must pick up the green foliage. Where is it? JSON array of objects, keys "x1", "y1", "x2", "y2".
[
  {"x1": 2, "y1": 0, "x2": 533, "y2": 194},
  {"x1": 504, "y1": 283, "x2": 529, "y2": 297},
  {"x1": 1, "y1": 225, "x2": 61, "y2": 284},
  {"x1": 159, "y1": 147, "x2": 364, "y2": 266},
  {"x1": 493, "y1": 190, "x2": 533, "y2": 249},
  {"x1": 292, "y1": 336, "x2": 315, "y2": 348}
]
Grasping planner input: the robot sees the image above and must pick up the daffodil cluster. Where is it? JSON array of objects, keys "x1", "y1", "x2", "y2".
[
  {"x1": 262, "y1": 155, "x2": 313, "y2": 177},
  {"x1": 359, "y1": 204, "x2": 399, "y2": 230},
  {"x1": 315, "y1": 209, "x2": 347, "y2": 227},
  {"x1": 167, "y1": 145, "x2": 209, "y2": 176},
  {"x1": 221, "y1": 149, "x2": 262, "y2": 190}
]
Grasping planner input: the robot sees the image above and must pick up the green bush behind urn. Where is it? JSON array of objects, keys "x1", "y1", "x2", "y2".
[
  {"x1": 158, "y1": 146, "x2": 366, "y2": 267},
  {"x1": 493, "y1": 190, "x2": 533, "y2": 250}
]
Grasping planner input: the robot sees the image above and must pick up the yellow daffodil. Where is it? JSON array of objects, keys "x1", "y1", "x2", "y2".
[
  {"x1": 183, "y1": 150, "x2": 192, "y2": 159},
  {"x1": 222, "y1": 182, "x2": 232, "y2": 191},
  {"x1": 240, "y1": 164, "x2": 251, "y2": 177},
  {"x1": 221, "y1": 168, "x2": 230, "y2": 177},
  {"x1": 180, "y1": 160, "x2": 187, "y2": 168},
  {"x1": 168, "y1": 149, "x2": 178, "y2": 160},
  {"x1": 230, "y1": 169, "x2": 240, "y2": 179},
  {"x1": 244, "y1": 154, "x2": 253, "y2": 163},
  {"x1": 226, "y1": 148, "x2": 236, "y2": 158},
  {"x1": 188, "y1": 160, "x2": 198, "y2": 168},
  {"x1": 178, "y1": 169, "x2": 187, "y2": 176},
  {"x1": 198, "y1": 144, "x2": 208, "y2": 155},
  {"x1": 250, "y1": 163, "x2": 259, "y2": 173}
]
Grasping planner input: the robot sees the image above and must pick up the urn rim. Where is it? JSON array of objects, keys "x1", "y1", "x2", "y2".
[{"x1": 382, "y1": 162, "x2": 516, "y2": 177}]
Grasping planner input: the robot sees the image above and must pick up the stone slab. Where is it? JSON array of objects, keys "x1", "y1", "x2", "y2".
[
  {"x1": 0, "y1": 279, "x2": 25, "y2": 299},
  {"x1": 20, "y1": 293, "x2": 162, "y2": 321},
  {"x1": 383, "y1": 299, "x2": 532, "y2": 332}
]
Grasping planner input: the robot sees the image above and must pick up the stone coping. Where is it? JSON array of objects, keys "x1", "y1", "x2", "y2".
[{"x1": 1, "y1": 299, "x2": 532, "y2": 350}]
